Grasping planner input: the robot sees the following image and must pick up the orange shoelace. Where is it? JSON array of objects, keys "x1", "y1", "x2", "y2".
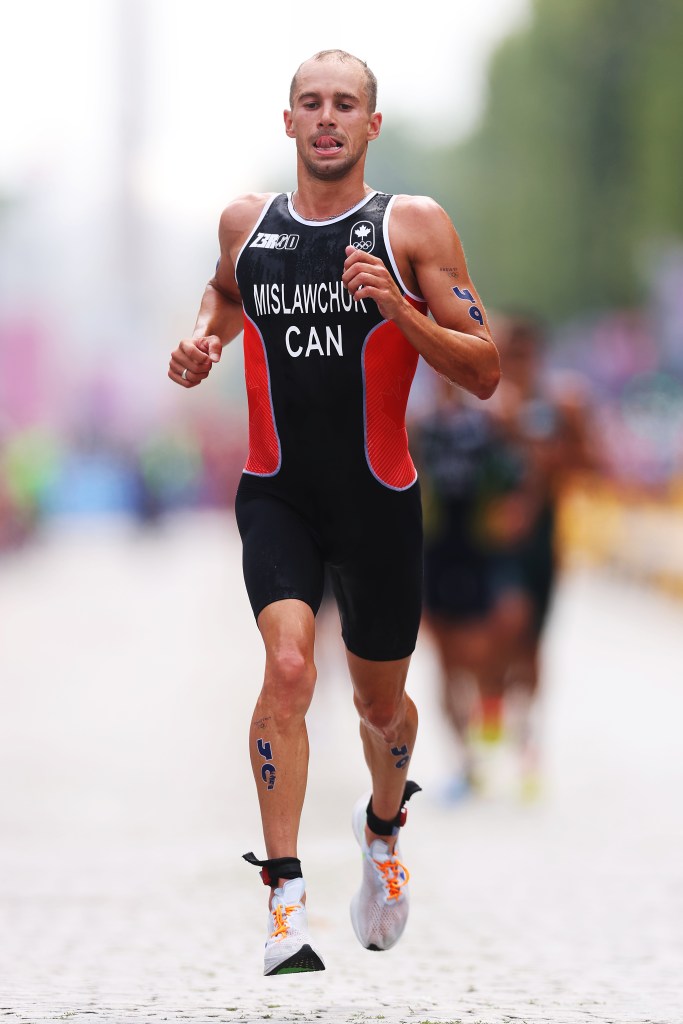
[
  {"x1": 270, "y1": 902, "x2": 300, "y2": 940},
  {"x1": 373, "y1": 857, "x2": 410, "y2": 900}
]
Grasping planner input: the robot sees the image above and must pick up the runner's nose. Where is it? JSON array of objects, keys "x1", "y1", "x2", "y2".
[{"x1": 317, "y1": 103, "x2": 336, "y2": 127}]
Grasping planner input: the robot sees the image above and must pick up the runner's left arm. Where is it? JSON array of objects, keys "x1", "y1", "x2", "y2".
[{"x1": 341, "y1": 196, "x2": 499, "y2": 400}]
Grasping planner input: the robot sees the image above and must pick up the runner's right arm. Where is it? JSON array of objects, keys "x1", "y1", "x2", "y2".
[{"x1": 168, "y1": 193, "x2": 270, "y2": 389}]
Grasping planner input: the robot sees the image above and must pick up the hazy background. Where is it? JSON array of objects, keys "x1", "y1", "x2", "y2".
[
  {"x1": 0, "y1": 0, "x2": 533, "y2": 531},
  {"x1": 1, "y1": 0, "x2": 682, "y2": 575},
  {"x1": 1, "y1": 3, "x2": 683, "y2": 1019}
]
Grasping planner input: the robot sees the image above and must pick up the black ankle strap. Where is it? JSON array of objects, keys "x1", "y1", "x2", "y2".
[
  {"x1": 366, "y1": 779, "x2": 422, "y2": 837},
  {"x1": 242, "y1": 851, "x2": 302, "y2": 887}
]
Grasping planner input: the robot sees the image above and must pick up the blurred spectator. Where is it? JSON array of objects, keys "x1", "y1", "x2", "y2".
[{"x1": 0, "y1": 427, "x2": 60, "y2": 551}]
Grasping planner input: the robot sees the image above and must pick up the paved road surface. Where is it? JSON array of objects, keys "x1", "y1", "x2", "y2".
[{"x1": 1, "y1": 513, "x2": 682, "y2": 1024}]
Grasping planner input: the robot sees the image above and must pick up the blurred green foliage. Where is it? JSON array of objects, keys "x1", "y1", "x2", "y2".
[{"x1": 369, "y1": 0, "x2": 683, "y2": 323}]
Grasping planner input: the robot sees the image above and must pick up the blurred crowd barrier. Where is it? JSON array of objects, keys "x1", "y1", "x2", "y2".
[
  {"x1": 1, "y1": 305, "x2": 683, "y2": 611},
  {"x1": 0, "y1": 412, "x2": 248, "y2": 547},
  {"x1": 3, "y1": 419, "x2": 683, "y2": 604},
  {"x1": 558, "y1": 475, "x2": 683, "y2": 599}
]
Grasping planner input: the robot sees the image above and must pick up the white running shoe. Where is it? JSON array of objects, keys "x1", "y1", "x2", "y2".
[
  {"x1": 263, "y1": 877, "x2": 325, "y2": 976},
  {"x1": 350, "y1": 793, "x2": 411, "y2": 951}
]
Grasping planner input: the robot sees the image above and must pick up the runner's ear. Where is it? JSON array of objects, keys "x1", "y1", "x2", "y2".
[{"x1": 367, "y1": 111, "x2": 382, "y2": 142}]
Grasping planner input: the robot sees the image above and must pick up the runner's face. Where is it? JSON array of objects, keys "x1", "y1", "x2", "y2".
[{"x1": 284, "y1": 59, "x2": 381, "y2": 181}]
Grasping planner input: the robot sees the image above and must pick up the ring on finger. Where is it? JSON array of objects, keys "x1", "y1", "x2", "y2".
[{"x1": 182, "y1": 368, "x2": 189, "y2": 381}]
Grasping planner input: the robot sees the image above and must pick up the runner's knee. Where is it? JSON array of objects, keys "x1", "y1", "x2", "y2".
[
  {"x1": 263, "y1": 646, "x2": 317, "y2": 719},
  {"x1": 354, "y1": 692, "x2": 404, "y2": 740}
]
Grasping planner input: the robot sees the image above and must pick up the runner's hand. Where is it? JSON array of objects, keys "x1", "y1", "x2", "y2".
[
  {"x1": 168, "y1": 335, "x2": 222, "y2": 388},
  {"x1": 342, "y1": 246, "x2": 406, "y2": 321}
]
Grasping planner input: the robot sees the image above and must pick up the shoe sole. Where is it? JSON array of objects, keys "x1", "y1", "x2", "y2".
[{"x1": 264, "y1": 943, "x2": 325, "y2": 976}]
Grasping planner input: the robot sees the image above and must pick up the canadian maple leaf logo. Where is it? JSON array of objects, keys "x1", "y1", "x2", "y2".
[{"x1": 350, "y1": 221, "x2": 374, "y2": 251}]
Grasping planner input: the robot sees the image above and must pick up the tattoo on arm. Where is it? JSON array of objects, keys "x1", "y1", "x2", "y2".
[{"x1": 452, "y1": 286, "x2": 484, "y2": 326}]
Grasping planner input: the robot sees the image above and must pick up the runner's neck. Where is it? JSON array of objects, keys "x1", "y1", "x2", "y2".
[{"x1": 291, "y1": 187, "x2": 372, "y2": 222}]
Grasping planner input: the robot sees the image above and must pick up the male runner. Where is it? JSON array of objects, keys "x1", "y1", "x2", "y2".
[
  {"x1": 411, "y1": 376, "x2": 519, "y2": 799},
  {"x1": 168, "y1": 49, "x2": 499, "y2": 975},
  {"x1": 483, "y1": 314, "x2": 593, "y2": 791}
]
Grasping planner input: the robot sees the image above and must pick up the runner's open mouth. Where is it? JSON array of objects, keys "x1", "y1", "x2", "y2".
[{"x1": 314, "y1": 136, "x2": 343, "y2": 150}]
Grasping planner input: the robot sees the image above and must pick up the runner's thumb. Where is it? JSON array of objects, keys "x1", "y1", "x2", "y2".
[{"x1": 207, "y1": 336, "x2": 223, "y2": 363}]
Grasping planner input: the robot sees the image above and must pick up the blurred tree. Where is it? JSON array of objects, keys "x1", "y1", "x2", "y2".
[
  {"x1": 366, "y1": 122, "x2": 442, "y2": 198},
  {"x1": 260, "y1": 2, "x2": 683, "y2": 325},
  {"x1": 375, "y1": 0, "x2": 683, "y2": 323}
]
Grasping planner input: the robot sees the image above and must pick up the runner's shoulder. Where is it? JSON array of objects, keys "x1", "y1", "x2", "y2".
[
  {"x1": 218, "y1": 192, "x2": 278, "y2": 240},
  {"x1": 389, "y1": 194, "x2": 458, "y2": 252},
  {"x1": 388, "y1": 194, "x2": 460, "y2": 260},
  {"x1": 390, "y1": 193, "x2": 453, "y2": 231}
]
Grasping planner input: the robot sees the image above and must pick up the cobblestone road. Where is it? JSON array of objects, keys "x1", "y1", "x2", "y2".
[{"x1": 1, "y1": 513, "x2": 682, "y2": 1024}]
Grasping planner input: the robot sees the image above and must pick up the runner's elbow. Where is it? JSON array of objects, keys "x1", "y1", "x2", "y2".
[
  {"x1": 474, "y1": 346, "x2": 501, "y2": 400},
  {"x1": 475, "y1": 370, "x2": 500, "y2": 400}
]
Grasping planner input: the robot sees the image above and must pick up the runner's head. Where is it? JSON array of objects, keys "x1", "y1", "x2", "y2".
[
  {"x1": 495, "y1": 312, "x2": 545, "y2": 390},
  {"x1": 285, "y1": 50, "x2": 381, "y2": 183}
]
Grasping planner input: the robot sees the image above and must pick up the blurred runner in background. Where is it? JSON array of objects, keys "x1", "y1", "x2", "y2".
[
  {"x1": 484, "y1": 312, "x2": 594, "y2": 795},
  {"x1": 413, "y1": 313, "x2": 593, "y2": 800},
  {"x1": 411, "y1": 372, "x2": 511, "y2": 794}
]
